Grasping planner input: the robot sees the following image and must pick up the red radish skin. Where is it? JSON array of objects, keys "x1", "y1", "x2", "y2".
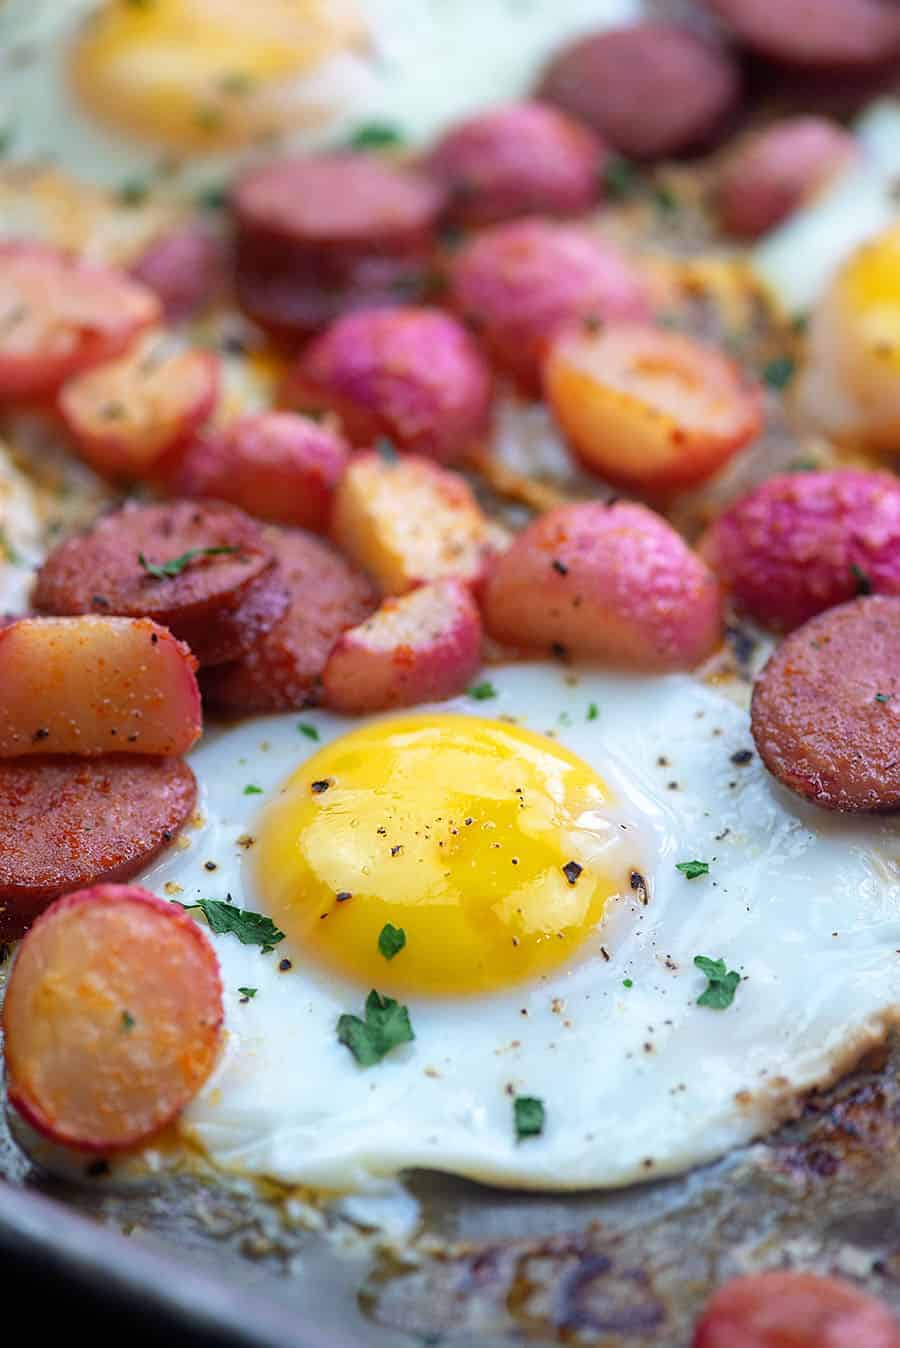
[
  {"x1": 0, "y1": 242, "x2": 160, "y2": 401},
  {"x1": 483, "y1": 501, "x2": 722, "y2": 669},
  {"x1": 171, "y1": 412, "x2": 349, "y2": 531},
  {"x1": 286, "y1": 307, "x2": 492, "y2": 466},
  {"x1": 3, "y1": 885, "x2": 223, "y2": 1152},
  {"x1": 58, "y1": 341, "x2": 220, "y2": 481},
  {"x1": 693, "y1": 1271, "x2": 900, "y2": 1348},
  {"x1": 449, "y1": 218, "x2": 650, "y2": 393},
  {"x1": 323, "y1": 579, "x2": 483, "y2": 713},
  {"x1": 428, "y1": 100, "x2": 604, "y2": 227},
  {"x1": 0, "y1": 616, "x2": 201, "y2": 758},
  {"x1": 701, "y1": 470, "x2": 900, "y2": 632},
  {"x1": 131, "y1": 226, "x2": 227, "y2": 320},
  {"x1": 717, "y1": 118, "x2": 857, "y2": 238}
]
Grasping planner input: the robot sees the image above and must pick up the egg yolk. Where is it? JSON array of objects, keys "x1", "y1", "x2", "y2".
[
  {"x1": 254, "y1": 716, "x2": 627, "y2": 997},
  {"x1": 68, "y1": 0, "x2": 366, "y2": 152}
]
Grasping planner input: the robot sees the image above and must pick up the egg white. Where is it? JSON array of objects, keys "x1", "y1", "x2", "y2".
[{"x1": 131, "y1": 663, "x2": 900, "y2": 1193}]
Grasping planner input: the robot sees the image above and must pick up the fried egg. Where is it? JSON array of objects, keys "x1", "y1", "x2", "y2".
[
  {"x1": 128, "y1": 663, "x2": 900, "y2": 1193},
  {"x1": 0, "y1": 0, "x2": 640, "y2": 196}
]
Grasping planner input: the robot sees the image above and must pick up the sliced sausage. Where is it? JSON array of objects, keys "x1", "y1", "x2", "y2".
[
  {"x1": 427, "y1": 100, "x2": 604, "y2": 227},
  {"x1": 202, "y1": 527, "x2": 378, "y2": 712},
  {"x1": 0, "y1": 242, "x2": 161, "y2": 402},
  {"x1": 0, "y1": 757, "x2": 196, "y2": 940},
  {"x1": 717, "y1": 117, "x2": 857, "y2": 237},
  {"x1": 285, "y1": 306, "x2": 492, "y2": 465},
  {"x1": 708, "y1": 0, "x2": 900, "y2": 70},
  {"x1": 233, "y1": 154, "x2": 446, "y2": 337},
  {"x1": 536, "y1": 22, "x2": 741, "y2": 160},
  {"x1": 693, "y1": 1271, "x2": 900, "y2": 1347},
  {"x1": 33, "y1": 500, "x2": 289, "y2": 667},
  {"x1": 3, "y1": 884, "x2": 222, "y2": 1151},
  {"x1": 751, "y1": 596, "x2": 900, "y2": 813}
]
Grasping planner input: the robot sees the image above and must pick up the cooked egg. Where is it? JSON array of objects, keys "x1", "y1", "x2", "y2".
[{"x1": 133, "y1": 664, "x2": 900, "y2": 1193}]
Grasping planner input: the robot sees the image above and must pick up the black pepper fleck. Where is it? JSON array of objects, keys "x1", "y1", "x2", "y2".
[
  {"x1": 32, "y1": 728, "x2": 49, "y2": 742},
  {"x1": 204, "y1": 861, "x2": 217, "y2": 872},
  {"x1": 562, "y1": 861, "x2": 583, "y2": 885},
  {"x1": 552, "y1": 559, "x2": 569, "y2": 576},
  {"x1": 311, "y1": 779, "x2": 331, "y2": 794},
  {"x1": 279, "y1": 958, "x2": 292, "y2": 972},
  {"x1": 730, "y1": 749, "x2": 753, "y2": 766},
  {"x1": 336, "y1": 891, "x2": 352, "y2": 902}
]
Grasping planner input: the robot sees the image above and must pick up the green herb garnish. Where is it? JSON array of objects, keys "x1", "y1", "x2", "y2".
[
  {"x1": 347, "y1": 122, "x2": 405, "y2": 150},
  {"x1": 117, "y1": 178, "x2": 149, "y2": 206},
  {"x1": 177, "y1": 898, "x2": 285, "y2": 948},
  {"x1": 851, "y1": 563, "x2": 873, "y2": 596},
  {"x1": 243, "y1": 784, "x2": 263, "y2": 795},
  {"x1": 875, "y1": 692, "x2": 891, "y2": 704},
  {"x1": 378, "y1": 923, "x2": 406, "y2": 960},
  {"x1": 604, "y1": 155, "x2": 639, "y2": 200},
  {"x1": 694, "y1": 955, "x2": 739, "y2": 1010},
  {"x1": 298, "y1": 722, "x2": 320, "y2": 741},
  {"x1": 586, "y1": 702, "x2": 598, "y2": 721},
  {"x1": 763, "y1": 355, "x2": 796, "y2": 389},
  {"x1": 513, "y1": 1095, "x2": 545, "y2": 1141},
  {"x1": 676, "y1": 860, "x2": 709, "y2": 880},
  {"x1": 138, "y1": 546, "x2": 239, "y2": 579},
  {"x1": 238, "y1": 987, "x2": 257, "y2": 999},
  {"x1": 121, "y1": 1010, "x2": 135, "y2": 1031},
  {"x1": 652, "y1": 183, "x2": 678, "y2": 214},
  {"x1": 375, "y1": 435, "x2": 398, "y2": 463},
  {"x1": 337, "y1": 989, "x2": 414, "y2": 1066},
  {"x1": 468, "y1": 680, "x2": 497, "y2": 701},
  {"x1": 622, "y1": 978, "x2": 633, "y2": 989}
]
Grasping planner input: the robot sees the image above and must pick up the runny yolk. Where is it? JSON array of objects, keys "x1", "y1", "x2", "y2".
[{"x1": 254, "y1": 715, "x2": 629, "y2": 998}]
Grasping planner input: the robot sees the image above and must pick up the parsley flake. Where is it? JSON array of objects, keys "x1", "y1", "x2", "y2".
[
  {"x1": 851, "y1": 563, "x2": 873, "y2": 596},
  {"x1": 763, "y1": 355, "x2": 796, "y2": 389},
  {"x1": 468, "y1": 680, "x2": 497, "y2": 701},
  {"x1": 177, "y1": 898, "x2": 284, "y2": 948},
  {"x1": 138, "y1": 546, "x2": 239, "y2": 579},
  {"x1": 238, "y1": 987, "x2": 257, "y2": 1000},
  {"x1": 653, "y1": 183, "x2": 678, "y2": 214},
  {"x1": 586, "y1": 702, "x2": 598, "y2": 722},
  {"x1": 676, "y1": 859, "x2": 709, "y2": 880},
  {"x1": 298, "y1": 722, "x2": 320, "y2": 741},
  {"x1": 375, "y1": 435, "x2": 398, "y2": 463},
  {"x1": 622, "y1": 978, "x2": 633, "y2": 989},
  {"x1": 514, "y1": 1095, "x2": 545, "y2": 1141},
  {"x1": 604, "y1": 155, "x2": 639, "y2": 200},
  {"x1": 694, "y1": 955, "x2": 740, "y2": 1010},
  {"x1": 347, "y1": 122, "x2": 405, "y2": 150},
  {"x1": 117, "y1": 178, "x2": 149, "y2": 206},
  {"x1": 337, "y1": 989, "x2": 414, "y2": 1066},
  {"x1": 875, "y1": 692, "x2": 891, "y2": 704},
  {"x1": 121, "y1": 1010, "x2": 135, "y2": 1031},
  {"x1": 243, "y1": 784, "x2": 263, "y2": 795},
  {"x1": 378, "y1": 923, "x2": 406, "y2": 960}
]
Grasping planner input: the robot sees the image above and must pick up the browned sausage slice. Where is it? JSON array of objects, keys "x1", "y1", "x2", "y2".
[
  {"x1": 0, "y1": 755, "x2": 197, "y2": 940},
  {"x1": 33, "y1": 500, "x2": 289, "y2": 667},
  {"x1": 536, "y1": 22, "x2": 740, "y2": 160},
  {"x1": 708, "y1": 0, "x2": 900, "y2": 70},
  {"x1": 202, "y1": 527, "x2": 377, "y2": 712},
  {"x1": 751, "y1": 596, "x2": 900, "y2": 812},
  {"x1": 233, "y1": 154, "x2": 446, "y2": 336},
  {"x1": 693, "y1": 1270, "x2": 900, "y2": 1347},
  {"x1": 3, "y1": 884, "x2": 222, "y2": 1151}
]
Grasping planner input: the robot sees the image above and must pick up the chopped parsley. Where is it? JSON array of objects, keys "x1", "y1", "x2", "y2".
[
  {"x1": 337, "y1": 989, "x2": 414, "y2": 1066},
  {"x1": 196, "y1": 183, "x2": 228, "y2": 211},
  {"x1": 298, "y1": 722, "x2": 320, "y2": 741},
  {"x1": 0, "y1": 527, "x2": 24, "y2": 566},
  {"x1": 177, "y1": 898, "x2": 284, "y2": 949},
  {"x1": 763, "y1": 355, "x2": 796, "y2": 390},
  {"x1": 875, "y1": 692, "x2": 891, "y2": 704},
  {"x1": 851, "y1": 563, "x2": 873, "y2": 596},
  {"x1": 243, "y1": 784, "x2": 263, "y2": 795},
  {"x1": 676, "y1": 859, "x2": 709, "y2": 880},
  {"x1": 375, "y1": 435, "x2": 398, "y2": 463},
  {"x1": 694, "y1": 955, "x2": 739, "y2": 1010},
  {"x1": 121, "y1": 1010, "x2": 135, "y2": 1031},
  {"x1": 138, "y1": 546, "x2": 239, "y2": 579},
  {"x1": 378, "y1": 923, "x2": 406, "y2": 960},
  {"x1": 468, "y1": 680, "x2": 497, "y2": 701},
  {"x1": 117, "y1": 178, "x2": 149, "y2": 206},
  {"x1": 652, "y1": 183, "x2": 678, "y2": 214},
  {"x1": 586, "y1": 702, "x2": 598, "y2": 722},
  {"x1": 622, "y1": 978, "x2": 633, "y2": 989},
  {"x1": 603, "y1": 155, "x2": 639, "y2": 200},
  {"x1": 347, "y1": 122, "x2": 405, "y2": 150},
  {"x1": 513, "y1": 1095, "x2": 545, "y2": 1142},
  {"x1": 238, "y1": 987, "x2": 257, "y2": 1000}
]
